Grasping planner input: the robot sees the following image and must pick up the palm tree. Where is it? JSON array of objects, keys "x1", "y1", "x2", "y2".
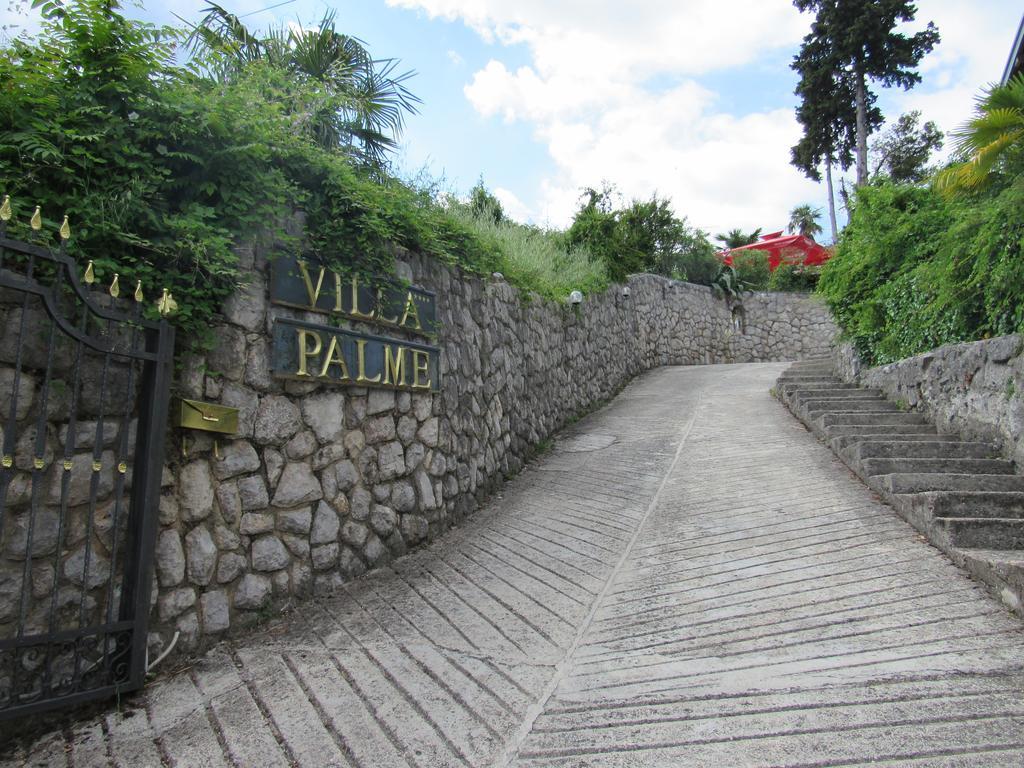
[
  {"x1": 935, "y1": 73, "x2": 1024, "y2": 194},
  {"x1": 714, "y1": 227, "x2": 762, "y2": 249},
  {"x1": 787, "y1": 204, "x2": 823, "y2": 240},
  {"x1": 187, "y1": 4, "x2": 420, "y2": 169}
]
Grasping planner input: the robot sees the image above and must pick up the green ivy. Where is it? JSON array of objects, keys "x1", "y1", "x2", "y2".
[
  {"x1": 0, "y1": 0, "x2": 495, "y2": 345},
  {"x1": 818, "y1": 178, "x2": 1024, "y2": 364}
]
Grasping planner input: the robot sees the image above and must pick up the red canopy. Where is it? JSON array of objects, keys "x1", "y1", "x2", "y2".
[{"x1": 719, "y1": 231, "x2": 831, "y2": 272}]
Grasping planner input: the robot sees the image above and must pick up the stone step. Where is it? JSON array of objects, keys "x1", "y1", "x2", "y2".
[
  {"x1": 859, "y1": 457, "x2": 1016, "y2": 477},
  {"x1": 823, "y1": 424, "x2": 940, "y2": 441},
  {"x1": 786, "y1": 364, "x2": 835, "y2": 375},
  {"x1": 906, "y1": 492, "x2": 1024, "y2": 520},
  {"x1": 793, "y1": 389, "x2": 884, "y2": 402},
  {"x1": 782, "y1": 382, "x2": 857, "y2": 393},
  {"x1": 803, "y1": 400, "x2": 897, "y2": 417},
  {"x1": 816, "y1": 412, "x2": 929, "y2": 428},
  {"x1": 847, "y1": 440, "x2": 1001, "y2": 461},
  {"x1": 934, "y1": 517, "x2": 1024, "y2": 550},
  {"x1": 777, "y1": 373, "x2": 843, "y2": 383},
  {"x1": 830, "y1": 432, "x2": 958, "y2": 452},
  {"x1": 879, "y1": 473, "x2": 1024, "y2": 495},
  {"x1": 958, "y1": 549, "x2": 1024, "y2": 612}
]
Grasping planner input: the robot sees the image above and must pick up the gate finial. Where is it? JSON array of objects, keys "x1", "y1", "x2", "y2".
[
  {"x1": 84, "y1": 260, "x2": 95, "y2": 284},
  {"x1": 157, "y1": 288, "x2": 178, "y2": 317},
  {"x1": 59, "y1": 215, "x2": 70, "y2": 241},
  {"x1": 0, "y1": 196, "x2": 10, "y2": 222},
  {"x1": 134, "y1": 280, "x2": 144, "y2": 302},
  {"x1": 110, "y1": 273, "x2": 120, "y2": 298},
  {"x1": 30, "y1": 205, "x2": 41, "y2": 230}
]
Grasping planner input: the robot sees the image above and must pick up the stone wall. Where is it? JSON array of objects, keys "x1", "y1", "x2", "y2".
[
  {"x1": 0, "y1": 242, "x2": 838, "y2": 661},
  {"x1": 834, "y1": 336, "x2": 1024, "y2": 467}
]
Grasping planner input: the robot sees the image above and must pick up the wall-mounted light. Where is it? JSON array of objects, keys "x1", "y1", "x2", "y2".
[
  {"x1": 569, "y1": 290, "x2": 583, "y2": 305},
  {"x1": 622, "y1": 286, "x2": 631, "y2": 298}
]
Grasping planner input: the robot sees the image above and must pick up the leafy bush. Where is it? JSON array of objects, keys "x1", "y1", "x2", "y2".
[
  {"x1": 0, "y1": 0, "x2": 495, "y2": 343},
  {"x1": 564, "y1": 186, "x2": 715, "y2": 283},
  {"x1": 729, "y1": 250, "x2": 771, "y2": 290},
  {"x1": 818, "y1": 178, "x2": 1024, "y2": 364},
  {"x1": 675, "y1": 248, "x2": 722, "y2": 285},
  {"x1": 767, "y1": 263, "x2": 820, "y2": 292}
]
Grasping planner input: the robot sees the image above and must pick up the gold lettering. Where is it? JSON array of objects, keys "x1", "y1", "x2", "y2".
[
  {"x1": 319, "y1": 335, "x2": 350, "y2": 380},
  {"x1": 334, "y1": 271, "x2": 343, "y2": 312},
  {"x1": 356, "y1": 339, "x2": 381, "y2": 383},
  {"x1": 383, "y1": 345, "x2": 407, "y2": 386},
  {"x1": 399, "y1": 292, "x2": 423, "y2": 330},
  {"x1": 350, "y1": 275, "x2": 375, "y2": 320},
  {"x1": 411, "y1": 349, "x2": 432, "y2": 390},
  {"x1": 376, "y1": 286, "x2": 399, "y2": 325},
  {"x1": 296, "y1": 329, "x2": 322, "y2": 377},
  {"x1": 297, "y1": 260, "x2": 327, "y2": 308}
]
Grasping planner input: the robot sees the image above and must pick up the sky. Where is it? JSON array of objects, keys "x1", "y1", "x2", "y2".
[{"x1": 2, "y1": 0, "x2": 1021, "y2": 243}]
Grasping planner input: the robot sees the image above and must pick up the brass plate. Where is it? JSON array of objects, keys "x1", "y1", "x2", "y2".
[{"x1": 178, "y1": 399, "x2": 239, "y2": 435}]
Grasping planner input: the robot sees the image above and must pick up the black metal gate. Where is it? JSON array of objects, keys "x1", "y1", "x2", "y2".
[{"x1": 0, "y1": 209, "x2": 173, "y2": 720}]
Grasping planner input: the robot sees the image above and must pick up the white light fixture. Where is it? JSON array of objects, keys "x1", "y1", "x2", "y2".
[
  {"x1": 569, "y1": 290, "x2": 583, "y2": 305},
  {"x1": 622, "y1": 286, "x2": 631, "y2": 297}
]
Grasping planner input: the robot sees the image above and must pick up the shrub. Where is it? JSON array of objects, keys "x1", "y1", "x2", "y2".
[
  {"x1": 818, "y1": 178, "x2": 1024, "y2": 364},
  {"x1": 729, "y1": 250, "x2": 771, "y2": 290},
  {"x1": 767, "y1": 263, "x2": 820, "y2": 292}
]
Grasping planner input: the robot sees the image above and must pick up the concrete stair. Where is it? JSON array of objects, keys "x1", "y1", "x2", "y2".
[{"x1": 776, "y1": 357, "x2": 1024, "y2": 617}]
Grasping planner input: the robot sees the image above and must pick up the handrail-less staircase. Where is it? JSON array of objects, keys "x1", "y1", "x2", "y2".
[{"x1": 777, "y1": 358, "x2": 1024, "y2": 617}]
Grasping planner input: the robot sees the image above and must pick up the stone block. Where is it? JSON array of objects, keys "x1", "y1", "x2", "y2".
[
  {"x1": 155, "y1": 529, "x2": 185, "y2": 587},
  {"x1": 178, "y1": 460, "x2": 214, "y2": 522},
  {"x1": 234, "y1": 574, "x2": 271, "y2": 610},
  {"x1": 212, "y1": 440, "x2": 261, "y2": 480},
  {"x1": 254, "y1": 395, "x2": 302, "y2": 445},
  {"x1": 301, "y1": 391, "x2": 346, "y2": 444},
  {"x1": 185, "y1": 525, "x2": 217, "y2": 586},
  {"x1": 277, "y1": 507, "x2": 312, "y2": 535},
  {"x1": 238, "y1": 474, "x2": 269, "y2": 510},
  {"x1": 251, "y1": 535, "x2": 290, "y2": 572},
  {"x1": 311, "y1": 501, "x2": 340, "y2": 545},
  {"x1": 200, "y1": 589, "x2": 231, "y2": 633},
  {"x1": 271, "y1": 462, "x2": 322, "y2": 507}
]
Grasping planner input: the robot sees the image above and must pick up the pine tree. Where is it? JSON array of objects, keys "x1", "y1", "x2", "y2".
[{"x1": 792, "y1": 0, "x2": 939, "y2": 187}]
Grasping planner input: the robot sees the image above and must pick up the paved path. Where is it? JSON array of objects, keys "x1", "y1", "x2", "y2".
[{"x1": 7, "y1": 364, "x2": 1024, "y2": 767}]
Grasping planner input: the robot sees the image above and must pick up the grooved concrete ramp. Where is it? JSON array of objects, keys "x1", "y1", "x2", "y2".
[{"x1": 7, "y1": 364, "x2": 1024, "y2": 767}]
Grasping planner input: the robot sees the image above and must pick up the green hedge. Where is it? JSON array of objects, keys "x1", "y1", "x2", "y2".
[{"x1": 818, "y1": 179, "x2": 1024, "y2": 365}]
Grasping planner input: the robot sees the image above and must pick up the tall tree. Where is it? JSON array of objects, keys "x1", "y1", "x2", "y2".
[
  {"x1": 790, "y1": 28, "x2": 871, "y2": 243},
  {"x1": 793, "y1": 0, "x2": 939, "y2": 187},
  {"x1": 787, "y1": 205, "x2": 823, "y2": 240},
  {"x1": 871, "y1": 110, "x2": 943, "y2": 183}
]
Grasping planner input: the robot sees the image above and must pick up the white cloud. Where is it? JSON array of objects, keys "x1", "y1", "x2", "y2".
[
  {"x1": 447, "y1": 49, "x2": 464, "y2": 66},
  {"x1": 390, "y1": 0, "x2": 1021, "y2": 238},
  {"x1": 493, "y1": 187, "x2": 532, "y2": 222}
]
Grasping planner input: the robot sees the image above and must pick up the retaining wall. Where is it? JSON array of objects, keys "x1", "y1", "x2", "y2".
[
  {"x1": 834, "y1": 335, "x2": 1024, "y2": 467},
  {"x1": 0, "y1": 242, "x2": 838, "y2": 659}
]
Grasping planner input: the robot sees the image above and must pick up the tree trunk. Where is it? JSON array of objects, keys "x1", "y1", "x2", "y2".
[
  {"x1": 854, "y1": 71, "x2": 869, "y2": 186},
  {"x1": 825, "y1": 155, "x2": 838, "y2": 244}
]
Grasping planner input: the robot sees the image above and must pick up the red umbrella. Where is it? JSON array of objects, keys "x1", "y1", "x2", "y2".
[{"x1": 719, "y1": 231, "x2": 831, "y2": 272}]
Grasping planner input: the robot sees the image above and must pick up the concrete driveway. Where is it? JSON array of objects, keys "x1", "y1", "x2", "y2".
[{"x1": 7, "y1": 363, "x2": 1024, "y2": 767}]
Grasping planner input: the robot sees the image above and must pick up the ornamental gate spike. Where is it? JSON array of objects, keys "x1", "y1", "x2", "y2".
[
  {"x1": 134, "y1": 280, "x2": 144, "y2": 303},
  {"x1": 59, "y1": 215, "x2": 70, "y2": 240},
  {"x1": 0, "y1": 195, "x2": 11, "y2": 222},
  {"x1": 157, "y1": 287, "x2": 178, "y2": 317},
  {"x1": 109, "y1": 273, "x2": 120, "y2": 298},
  {"x1": 30, "y1": 205, "x2": 41, "y2": 230},
  {"x1": 84, "y1": 260, "x2": 95, "y2": 284}
]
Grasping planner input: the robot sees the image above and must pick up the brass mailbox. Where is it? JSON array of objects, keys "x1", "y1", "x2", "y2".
[{"x1": 178, "y1": 399, "x2": 239, "y2": 435}]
